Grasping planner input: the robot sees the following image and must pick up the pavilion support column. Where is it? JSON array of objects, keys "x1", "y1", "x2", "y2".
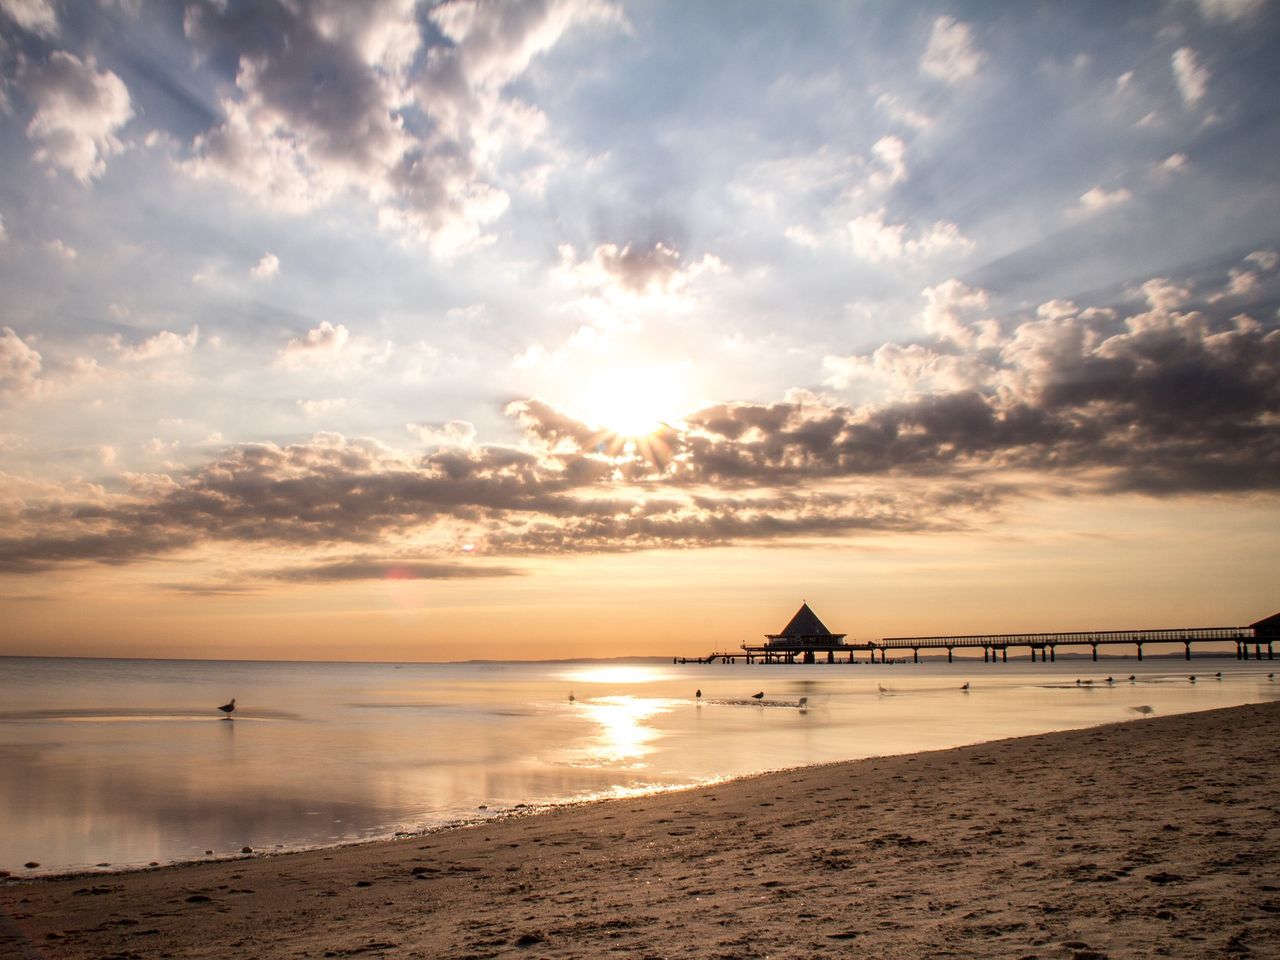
[
  {"x1": 1137, "y1": 643, "x2": 1143, "y2": 662},
  {"x1": 983, "y1": 648, "x2": 989, "y2": 663},
  {"x1": 1091, "y1": 644, "x2": 1098, "y2": 662},
  {"x1": 1255, "y1": 644, "x2": 1262, "y2": 660},
  {"x1": 947, "y1": 647, "x2": 953, "y2": 663},
  {"x1": 1050, "y1": 646, "x2": 1056, "y2": 663},
  {"x1": 1185, "y1": 642, "x2": 1192, "y2": 661},
  {"x1": 1002, "y1": 647, "x2": 1008, "y2": 663},
  {"x1": 913, "y1": 648, "x2": 919, "y2": 664}
]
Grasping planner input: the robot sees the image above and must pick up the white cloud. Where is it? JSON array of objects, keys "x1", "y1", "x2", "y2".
[
  {"x1": 407, "y1": 420, "x2": 477, "y2": 448},
  {"x1": 1, "y1": 327, "x2": 43, "y2": 398},
  {"x1": 0, "y1": 0, "x2": 58, "y2": 37},
  {"x1": 1157, "y1": 153, "x2": 1188, "y2": 175},
  {"x1": 847, "y1": 210, "x2": 973, "y2": 263},
  {"x1": 276, "y1": 321, "x2": 391, "y2": 372},
  {"x1": 110, "y1": 326, "x2": 199, "y2": 361},
  {"x1": 918, "y1": 279, "x2": 997, "y2": 347},
  {"x1": 1073, "y1": 186, "x2": 1133, "y2": 214},
  {"x1": 298, "y1": 397, "x2": 349, "y2": 417},
  {"x1": 868, "y1": 135, "x2": 908, "y2": 190},
  {"x1": 20, "y1": 51, "x2": 133, "y2": 183},
  {"x1": 1139, "y1": 277, "x2": 1191, "y2": 311},
  {"x1": 1172, "y1": 47, "x2": 1209, "y2": 108},
  {"x1": 784, "y1": 225, "x2": 822, "y2": 249},
  {"x1": 45, "y1": 238, "x2": 77, "y2": 259},
  {"x1": 1193, "y1": 0, "x2": 1266, "y2": 21},
  {"x1": 182, "y1": 0, "x2": 625, "y2": 256},
  {"x1": 1245, "y1": 249, "x2": 1279, "y2": 272},
  {"x1": 0, "y1": 213, "x2": 6, "y2": 242},
  {"x1": 920, "y1": 16, "x2": 985, "y2": 84},
  {"x1": 874, "y1": 92, "x2": 932, "y2": 131},
  {"x1": 250, "y1": 252, "x2": 280, "y2": 279}
]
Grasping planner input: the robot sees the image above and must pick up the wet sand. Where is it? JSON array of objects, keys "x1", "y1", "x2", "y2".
[{"x1": 3, "y1": 700, "x2": 1278, "y2": 959}]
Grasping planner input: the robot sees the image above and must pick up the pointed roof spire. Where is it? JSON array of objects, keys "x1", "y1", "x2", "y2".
[{"x1": 765, "y1": 602, "x2": 846, "y2": 644}]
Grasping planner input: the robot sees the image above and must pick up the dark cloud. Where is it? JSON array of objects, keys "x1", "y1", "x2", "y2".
[
  {"x1": 268, "y1": 558, "x2": 523, "y2": 583},
  {"x1": 1, "y1": 268, "x2": 1275, "y2": 580}
]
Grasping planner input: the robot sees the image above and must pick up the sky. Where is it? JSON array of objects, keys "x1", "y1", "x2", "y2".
[{"x1": 1, "y1": 0, "x2": 1278, "y2": 662}]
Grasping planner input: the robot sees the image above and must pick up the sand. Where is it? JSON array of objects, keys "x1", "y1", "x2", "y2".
[{"x1": 3, "y1": 700, "x2": 1278, "y2": 960}]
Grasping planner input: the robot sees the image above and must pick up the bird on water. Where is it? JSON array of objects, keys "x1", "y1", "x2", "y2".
[
  {"x1": 751, "y1": 691, "x2": 765, "y2": 700},
  {"x1": 961, "y1": 682, "x2": 970, "y2": 692},
  {"x1": 218, "y1": 698, "x2": 236, "y2": 720}
]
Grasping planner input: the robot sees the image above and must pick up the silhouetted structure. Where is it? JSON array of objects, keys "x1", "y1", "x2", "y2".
[{"x1": 674, "y1": 610, "x2": 1278, "y2": 665}]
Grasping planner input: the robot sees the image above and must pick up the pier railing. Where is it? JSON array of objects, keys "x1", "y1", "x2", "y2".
[{"x1": 674, "y1": 624, "x2": 1272, "y2": 665}]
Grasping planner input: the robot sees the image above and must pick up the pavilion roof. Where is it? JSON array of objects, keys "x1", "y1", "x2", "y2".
[
  {"x1": 767, "y1": 602, "x2": 845, "y2": 639},
  {"x1": 1251, "y1": 611, "x2": 1280, "y2": 633}
]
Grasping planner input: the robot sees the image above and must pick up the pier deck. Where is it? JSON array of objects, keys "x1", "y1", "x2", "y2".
[{"x1": 675, "y1": 625, "x2": 1273, "y2": 665}]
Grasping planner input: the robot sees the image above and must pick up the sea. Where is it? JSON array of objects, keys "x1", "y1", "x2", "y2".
[{"x1": 2, "y1": 655, "x2": 1276, "y2": 876}]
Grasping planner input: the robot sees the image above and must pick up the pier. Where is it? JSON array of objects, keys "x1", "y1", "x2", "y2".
[{"x1": 675, "y1": 610, "x2": 1279, "y2": 665}]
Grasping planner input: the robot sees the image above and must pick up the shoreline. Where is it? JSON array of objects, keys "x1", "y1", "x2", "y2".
[
  {"x1": 4, "y1": 700, "x2": 1278, "y2": 959},
  {"x1": 7, "y1": 693, "x2": 1273, "y2": 885}
]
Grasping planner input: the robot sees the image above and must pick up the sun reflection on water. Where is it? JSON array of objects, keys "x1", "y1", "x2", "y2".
[{"x1": 569, "y1": 695, "x2": 673, "y2": 767}]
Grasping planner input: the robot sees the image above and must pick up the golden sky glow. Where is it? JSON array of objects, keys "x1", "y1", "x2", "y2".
[{"x1": 1, "y1": 3, "x2": 1278, "y2": 660}]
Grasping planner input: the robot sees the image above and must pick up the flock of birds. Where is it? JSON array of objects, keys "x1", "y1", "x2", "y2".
[{"x1": 216, "y1": 670, "x2": 1278, "y2": 719}]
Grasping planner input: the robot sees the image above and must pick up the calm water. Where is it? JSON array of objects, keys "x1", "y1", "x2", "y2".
[{"x1": 2, "y1": 655, "x2": 1276, "y2": 875}]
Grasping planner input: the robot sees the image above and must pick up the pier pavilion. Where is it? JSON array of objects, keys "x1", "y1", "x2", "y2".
[{"x1": 674, "y1": 608, "x2": 1278, "y2": 665}]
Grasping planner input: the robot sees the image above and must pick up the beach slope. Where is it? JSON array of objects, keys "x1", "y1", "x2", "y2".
[{"x1": 3, "y1": 701, "x2": 1279, "y2": 959}]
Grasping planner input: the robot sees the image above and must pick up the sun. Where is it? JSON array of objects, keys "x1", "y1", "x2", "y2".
[{"x1": 576, "y1": 365, "x2": 689, "y2": 439}]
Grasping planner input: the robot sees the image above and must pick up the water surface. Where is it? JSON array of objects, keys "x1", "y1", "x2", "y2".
[{"x1": 2, "y1": 655, "x2": 1275, "y2": 875}]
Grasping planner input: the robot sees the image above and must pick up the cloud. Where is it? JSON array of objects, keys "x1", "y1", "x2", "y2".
[
  {"x1": 267, "y1": 558, "x2": 521, "y2": 583},
  {"x1": 2, "y1": 260, "x2": 1276, "y2": 579},
  {"x1": 45, "y1": 238, "x2": 76, "y2": 259},
  {"x1": 182, "y1": 0, "x2": 625, "y2": 254},
  {"x1": 1156, "y1": 153, "x2": 1188, "y2": 175},
  {"x1": 407, "y1": 420, "x2": 478, "y2": 448},
  {"x1": 1191, "y1": 0, "x2": 1266, "y2": 21},
  {"x1": 920, "y1": 16, "x2": 985, "y2": 84},
  {"x1": 298, "y1": 398, "x2": 349, "y2": 417},
  {"x1": 0, "y1": 213, "x2": 5, "y2": 242},
  {"x1": 874, "y1": 93, "x2": 932, "y2": 131},
  {"x1": 1245, "y1": 249, "x2": 1279, "y2": 272},
  {"x1": 110, "y1": 326, "x2": 199, "y2": 362},
  {"x1": 847, "y1": 210, "x2": 973, "y2": 263},
  {"x1": 250, "y1": 252, "x2": 280, "y2": 279},
  {"x1": 1172, "y1": 47, "x2": 1209, "y2": 108},
  {"x1": 1073, "y1": 186, "x2": 1133, "y2": 214},
  {"x1": 0, "y1": 0, "x2": 58, "y2": 37},
  {"x1": 19, "y1": 51, "x2": 133, "y2": 183},
  {"x1": 276, "y1": 321, "x2": 390, "y2": 372},
  {"x1": 1, "y1": 327, "x2": 43, "y2": 399}
]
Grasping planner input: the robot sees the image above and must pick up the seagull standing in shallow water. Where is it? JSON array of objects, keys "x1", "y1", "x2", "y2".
[
  {"x1": 218, "y1": 698, "x2": 236, "y2": 720},
  {"x1": 751, "y1": 691, "x2": 765, "y2": 700}
]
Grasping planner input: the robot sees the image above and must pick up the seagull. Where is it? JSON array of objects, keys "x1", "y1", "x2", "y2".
[
  {"x1": 568, "y1": 691, "x2": 575, "y2": 703},
  {"x1": 1105, "y1": 677, "x2": 1114, "y2": 684},
  {"x1": 1189, "y1": 675, "x2": 1196, "y2": 683},
  {"x1": 1269, "y1": 673, "x2": 1275, "y2": 681},
  {"x1": 1131, "y1": 705, "x2": 1155, "y2": 717},
  {"x1": 218, "y1": 698, "x2": 236, "y2": 720},
  {"x1": 1215, "y1": 672, "x2": 1222, "y2": 680},
  {"x1": 1127, "y1": 675, "x2": 1136, "y2": 683},
  {"x1": 961, "y1": 682, "x2": 970, "y2": 692},
  {"x1": 751, "y1": 691, "x2": 765, "y2": 700},
  {"x1": 696, "y1": 689, "x2": 702, "y2": 700},
  {"x1": 797, "y1": 697, "x2": 808, "y2": 710}
]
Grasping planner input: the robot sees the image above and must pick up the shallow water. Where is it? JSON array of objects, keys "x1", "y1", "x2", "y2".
[{"x1": 1, "y1": 655, "x2": 1276, "y2": 875}]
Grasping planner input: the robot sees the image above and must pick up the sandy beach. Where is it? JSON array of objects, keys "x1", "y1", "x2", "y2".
[{"x1": 3, "y1": 700, "x2": 1278, "y2": 960}]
